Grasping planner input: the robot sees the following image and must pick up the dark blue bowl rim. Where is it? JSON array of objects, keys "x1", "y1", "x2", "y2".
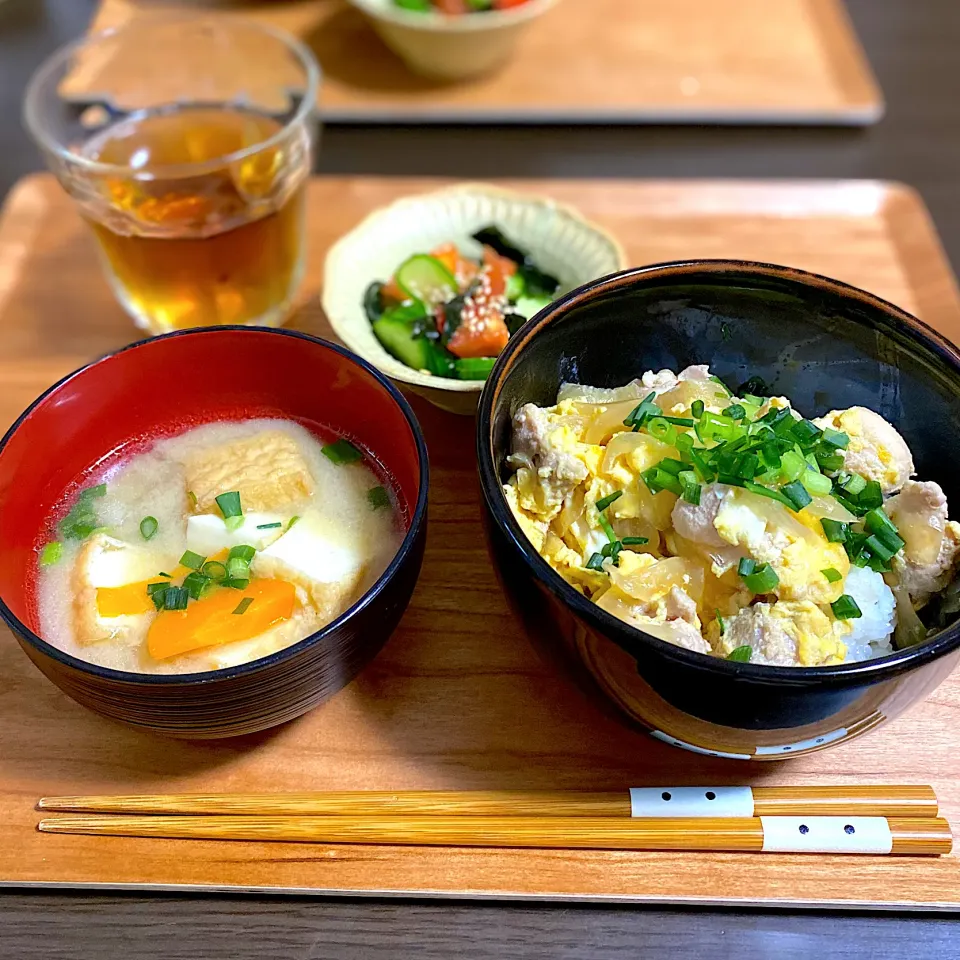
[
  {"x1": 0, "y1": 325, "x2": 430, "y2": 687},
  {"x1": 477, "y1": 259, "x2": 960, "y2": 686}
]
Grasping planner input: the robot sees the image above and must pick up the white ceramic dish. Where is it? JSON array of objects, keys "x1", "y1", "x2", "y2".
[
  {"x1": 322, "y1": 183, "x2": 628, "y2": 415},
  {"x1": 345, "y1": 0, "x2": 560, "y2": 80}
]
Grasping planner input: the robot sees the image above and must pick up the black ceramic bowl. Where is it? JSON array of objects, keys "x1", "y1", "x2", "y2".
[
  {"x1": 477, "y1": 261, "x2": 960, "y2": 760},
  {"x1": 0, "y1": 328, "x2": 428, "y2": 739}
]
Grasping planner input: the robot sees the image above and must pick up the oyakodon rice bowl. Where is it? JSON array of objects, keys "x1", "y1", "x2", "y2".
[
  {"x1": 503, "y1": 364, "x2": 955, "y2": 669},
  {"x1": 478, "y1": 261, "x2": 960, "y2": 758}
]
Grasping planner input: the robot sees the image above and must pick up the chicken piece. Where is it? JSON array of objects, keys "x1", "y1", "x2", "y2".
[
  {"x1": 671, "y1": 483, "x2": 729, "y2": 549},
  {"x1": 184, "y1": 431, "x2": 314, "y2": 515},
  {"x1": 889, "y1": 520, "x2": 960, "y2": 610},
  {"x1": 712, "y1": 601, "x2": 847, "y2": 667},
  {"x1": 813, "y1": 406, "x2": 914, "y2": 495},
  {"x1": 507, "y1": 403, "x2": 594, "y2": 519},
  {"x1": 596, "y1": 581, "x2": 711, "y2": 655}
]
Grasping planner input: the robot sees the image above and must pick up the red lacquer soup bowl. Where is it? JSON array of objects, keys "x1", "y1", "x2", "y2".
[{"x1": 0, "y1": 327, "x2": 429, "y2": 739}]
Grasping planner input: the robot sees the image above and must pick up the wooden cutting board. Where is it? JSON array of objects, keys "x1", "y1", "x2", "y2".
[
  {"x1": 85, "y1": 0, "x2": 883, "y2": 125},
  {"x1": 1, "y1": 175, "x2": 959, "y2": 908}
]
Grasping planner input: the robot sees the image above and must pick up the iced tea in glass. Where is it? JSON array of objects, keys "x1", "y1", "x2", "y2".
[{"x1": 24, "y1": 16, "x2": 320, "y2": 334}]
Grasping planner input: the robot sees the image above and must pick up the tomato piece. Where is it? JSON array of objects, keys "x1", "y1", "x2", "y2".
[
  {"x1": 447, "y1": 284, "x2": 510, "y2": 359},
  {"x1": 493, "y1": 0, "x2": 530, "y2": 8},
  {"x1": 430, "y1": 243, "x2": 460, "y2": 279},
  {"x1": 382, "y1": 277, "x2": 407, "y2": 303},
  {"x1": 481, "y1": 246, "x2": 517, "y2": 298},
  {"x1": 435, "y1": 0, "x2": 469, "y2": 12}
]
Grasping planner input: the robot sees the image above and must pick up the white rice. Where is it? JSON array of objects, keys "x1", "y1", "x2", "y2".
[{"x1": 842, "y1": 566, "x2": 897, "y2": 661}]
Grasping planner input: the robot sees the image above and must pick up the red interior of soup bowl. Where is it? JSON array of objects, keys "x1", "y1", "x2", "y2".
[{"x1": 0, "y1": 327, "x2": 427, "y2": 633}]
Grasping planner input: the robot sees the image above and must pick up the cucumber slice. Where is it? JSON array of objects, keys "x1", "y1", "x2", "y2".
[
  {"x1": 455, "y1": 357, "x2": 497, "y2": 381},
  {"x1": 395, "y1": 254, "x2": 458, "y2": 308},
  {"x1": 514, "y1": 294, "x2": 553, "y2": 319},
  {"x1": 373, "y1": 315, "x2": 434, "y2": 372},
  {"x1": 505, "y1": 272, "x2": 526, "y2": 301}
]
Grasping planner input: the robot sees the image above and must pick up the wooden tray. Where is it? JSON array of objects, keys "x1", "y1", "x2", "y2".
[
  {"x1": 87, "y1": 0, "x2": 883, "y2": 125},
  {"x1": 1, "y1": 175, "x2": 960, "y2": 909}
]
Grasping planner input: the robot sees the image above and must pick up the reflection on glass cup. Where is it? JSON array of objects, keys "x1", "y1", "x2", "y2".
[{"x1": 24, "y1": 17, "x2": 320, "y2": 334}]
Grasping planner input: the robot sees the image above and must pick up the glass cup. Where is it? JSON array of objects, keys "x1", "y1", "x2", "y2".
[{"x1": 24, "y1": 16, "x2": 320, "y2": 334}]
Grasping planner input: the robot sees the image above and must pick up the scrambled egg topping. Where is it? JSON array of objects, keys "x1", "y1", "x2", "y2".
[{"x1": 502, "y1": 366, "x2": 951, "y2": 667}]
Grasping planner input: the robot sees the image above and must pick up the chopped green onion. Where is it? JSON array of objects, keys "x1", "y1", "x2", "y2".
[
  {"x1": 256, "y1": 522, "x2": 283, "y2": 530},
  {"x1": 227, "y1": 557, "x2": 251, "y2": 581},
  {"x1": 79, "y1": 483, "x2": 107, "y2": 500},
  {"x1": 740, "y1": 560, "x2": 779, "y2": 593},
  {"x1": 821, "y1": 428, "x2": 849, "y2": 449},
  {"x1": 816, "y1": 452, "x2": 845, "y2": 473},
  {"x1": 187, "y1": 491, "x2": 198, "y2": 508},
  {"x1": 179, "y1": 550, "x2": 206, "y2": 570},
  {"x1": 624, "y1": 392, "x2": 660, "y2": 430},
  {"x1": 780, "y1": 480, "x2": 813, "y2": 511},
  {"x1": 779, "y1": 449, "x2": 807, "y2": 483},
  {"x1": 800, "y1": 470, "x2": 833, "y2": 497},
  {"x1": 596, "y1": 490, "x2": 623, "y2": 512},
  {"x1": 223, "y1": 578, "x2": 250, "y2": 590},
  {"x1": 858, "y1": 481, "x2": 884, "y2": 511},
  {"x1": 864, "y1": 507, "x2": 898, "y2": 538},
  {"x1": 864, "y1": 534, "x2": 898, "y2": 564},
  {"x1": 656, "y1": 459, "x2": 686, "y2": 476},
  {"x1": 621, "y1": 536, "x2": 649, "y2": 546},
  {"x1": 831, "y1": 594, "x2": 862, "y2": 620},
  {"x1": 586, "y1": 552, "x2": 606, "y2": 572},
  {"x1": 233, "y1": 597, "x2": 254, "y2": 616},
  {"x1": 215, "y1": 491, "x2": 242, "y2": 519},
  {"x1": 839, "y1": 472, "x2": 867, "y2": 495},
  {"x1": 716, "y1": 610, "x2": 725, "y2": 635},
  {"x1": 228, "y1": 544, "x2": 256, "y2": 563},
  {"x1": 139, "y1": 516, "x2": 159, "y2": 541},
  {"x1": 157, "y1": 572, "x2": 172, "y2": 578},
  {"x1": 182, "y1": 571, "x2": 211, "y2": 600},
  {"x1": 791, "y1": 419, "x2": 823, "y2": 444},
  {"x1": 697, "y1": 412, "x2": 739, "y2": 442},
  {"x1": 597, "y1": 510, "x2": 617, "y2": 544},
  {"x1": 287, "y1": 515, "x2": 300, "y2": 531},
  {"x1": 742, "y1": 481, "x2": 795, "y2": 509},
  {"x1": 162, "y1": 586, "x2": 188, "y2": 611},
  {"x1": 678, "y1": 470, "x2": 701, "y2": 506},
  {"x1": 646, "y1": 417, "x2": 678, "y2": 445},
  {"x1": 822, "y1": 567, "x2": 842, "y2": 583},
  {"x1": 201, "y1": 560, "x2": 228, "y2": 581},
  {"x1": 367, "y1": 486, "x2": 391, "y2": 511},
  {"x1": 600, "y1": 540, "x2": 623, "y2": 564},
  {"x1": 726, "y1": 645, "x2": 752, "y2": 662},
  {"x1": 821, "y1": 518, "x2": 850, "y2": 542},
  {"x1": 737, "y1": 453, "x2": 760, "y2": 480},
  {"x1": 663, "y1": 416, "x2": 694, "y2": 427},
  {"x1": 39, "y1": 542, "x2": 62, "y2": 566},
  {"x1": 738, "y1": 557, "x2": 756, "y2": 577},
  {"x1": 691, "y1": 400, "x2": 705, "y2": 419},
  {"x1": 724, "y1": 404, "x2": 746, "y2": 421},
  {"x1": 641, "y1": 467, "x2": 683, "y2": 496},
  {"x1": 146, "y1": 581, "x2": 169, "y2": 597},
  {"x1": 225, "y1": 516, "x2": 244, "y2": 532},
  {"x1": 322, "y1": 439, "x2": 363, "y2": 465}
]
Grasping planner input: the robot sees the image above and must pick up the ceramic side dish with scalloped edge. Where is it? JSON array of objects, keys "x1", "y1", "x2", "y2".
[{"x1": 322, "y1": 183, "x2": 628, "y2": 415}]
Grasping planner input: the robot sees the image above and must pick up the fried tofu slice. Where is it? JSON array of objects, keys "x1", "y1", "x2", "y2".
[{"x1": 184, "y1": 431, "x2": 314, "y2": 514}]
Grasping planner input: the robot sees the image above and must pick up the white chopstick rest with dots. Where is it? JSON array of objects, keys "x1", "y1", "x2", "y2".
[
  {"x1": 760, "y1": 817, "x2": 893, "y2": 854},
  {"x1": 629, "y1": 787, "x2": 754, "y2": 817}
]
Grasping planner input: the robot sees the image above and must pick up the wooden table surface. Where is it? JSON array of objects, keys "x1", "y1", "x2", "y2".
[{"x1": 2, "y1": 0, "x2": 960, "y2": 956}]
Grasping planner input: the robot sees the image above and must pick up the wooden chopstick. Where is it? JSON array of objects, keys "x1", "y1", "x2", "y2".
[
  {"x1": 37, "y1": 814, "x2": 953, "y2": 856},
  {"x1": 36, "y1": 785, "x2": 939, "y2": 819}
]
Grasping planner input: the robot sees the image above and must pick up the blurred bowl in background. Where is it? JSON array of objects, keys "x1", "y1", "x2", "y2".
[
  {"x1": 345, "y1": 0, "x2": 560, "y2": 80},
  {"x1": 323, "y1": 182, "x2": 626, "y2": 415}
]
